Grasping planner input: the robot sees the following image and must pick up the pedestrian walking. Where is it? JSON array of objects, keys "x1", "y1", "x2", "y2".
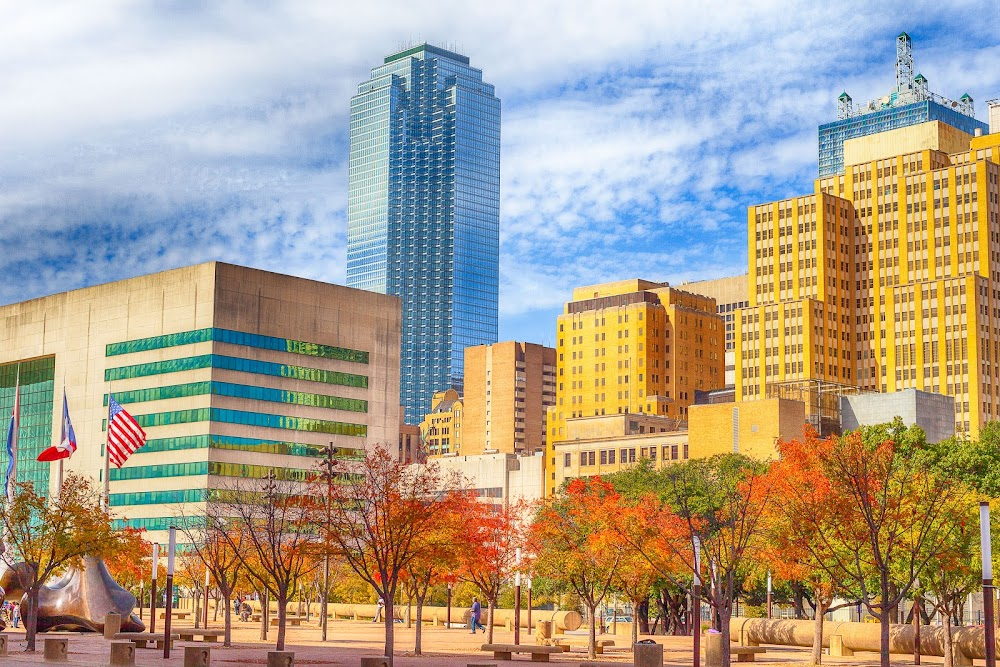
[
  {"x1": 373, "y1": 597, "x2": 384, "y2": 623},
  {"x1": 470, "y1": 597, "x2": 485, "y2": 633}
]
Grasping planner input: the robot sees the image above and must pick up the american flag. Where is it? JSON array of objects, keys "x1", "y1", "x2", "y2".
[{"x1": 107, "y1": 395, "x2": 146, "y2": 468}]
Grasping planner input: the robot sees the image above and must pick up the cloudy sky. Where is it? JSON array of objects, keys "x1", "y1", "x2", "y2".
[{"x1": 1, "y1": 1, "x2": 998, "y2": 346}]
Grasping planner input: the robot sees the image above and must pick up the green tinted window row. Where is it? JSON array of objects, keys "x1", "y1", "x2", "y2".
[
  {"x1": 113, "y1": 516, "x2": 202, "y2": 532},
  {"x1": 104, "y1": 355, "x2": 368, "y2": 389},
  {"x1": 108, "y1": 381, "x2": 367, "y2": 413},
  {"x1": 135, "y1": 434, "x2": 364, "y2": 460},
  {"x1": 106, "y1": 328, "x2": 369, "y2": 364},
  {"x1": 0, "y1": 357, "x2": 55, "y2": 497},
  {"x1": 122, "y1": 407, "x2": 366, "y2": 438},
  {"x1": 111, "y1": 461, "x2": 209, "y2": 481},
  {"x1": 109, "y1": 488, "x2": 207, "y2": 507},
  {"x1": 111, "y1": 461, "x2": 319, "y2": 483}
]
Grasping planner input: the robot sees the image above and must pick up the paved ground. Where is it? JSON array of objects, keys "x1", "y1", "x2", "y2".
[{"x1": 0, "y1": 616, "x2": 955, "y2": 666}]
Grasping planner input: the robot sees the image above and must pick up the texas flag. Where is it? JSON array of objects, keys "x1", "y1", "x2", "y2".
[{"x1": 37, "y1": 390, "x2": 77, "y2": 462}]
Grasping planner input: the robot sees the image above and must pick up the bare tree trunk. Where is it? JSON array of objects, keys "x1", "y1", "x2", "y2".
[
  {"x1": 275, "y1": 591, "x2": 287, "y2": 651},
  {"x1": 25, "y1": 584, "x2": 39, "y2": 652},
  {"x1": 943, "y1": 608, "x2": 954, "y2": 667},
  {"x1": 631, "y1": 596, "x2": 640, "y2": 646},
  {"x1": 383, "y1": 597, "x2": 395, "y2": 665},
  {"x1": 812, "y1": 595, "x2": 827, "y2": 665},
  {"x1": 587, "y1": 601, "x2": 598, "y2": 659},
  {"x1": 879, "y1": 608, "x2": 891, "y2": 667},
  {"x1": 414, "y1": 592, "x2": 426, "y2": 655},
  {"x1": 638, "y1": 596, "x2": 650, "y2": 635},
  {"x1": 223, "y1": 590, "x2": 232, "y2": 647},
  {"x1": 486, "y1": 601, "x2": 496, "y2": 644}
]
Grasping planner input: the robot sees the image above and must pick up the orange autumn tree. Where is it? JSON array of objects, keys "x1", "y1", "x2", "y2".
[
  {"x1": 530, "y1": 478, "x2": 625, "y2": 660},
  {"x1": 401, "y1": 487, "x2": 475, "y2": 655},
  {"x1": 761, "y1": 428, "x2": 859, "y2": 665},
  {"x1": 607, "y1": 454, "x2": 775, "y2": 667},
  {"x1": 456, "y1": 500, "x2": 527, "y2": 644},
  {"x1": 612, "y1": 541, "x2": 661, "y2": 647},
  {"x1": 323, "y1": 445, "x2": 457, "y2": 665},
  {"x1": 105, "y1": 526, "x2": 152, "y2": 595}
]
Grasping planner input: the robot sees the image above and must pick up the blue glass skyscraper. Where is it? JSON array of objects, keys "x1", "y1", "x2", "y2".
[{"x1": 347, "y1": 44, "x2": 500, "y2": 424}]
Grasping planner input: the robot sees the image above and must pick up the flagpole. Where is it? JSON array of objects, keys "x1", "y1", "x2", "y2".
[{"x1": 102, "y1": 390, "x2": 111, "y2": 513}]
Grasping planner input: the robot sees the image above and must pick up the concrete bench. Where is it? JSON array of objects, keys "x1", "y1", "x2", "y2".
[
  {"x1": 732, "y1": 646, "x2": 767, "y2": 662},
  {"x1": 158, "y1": 611, "x2": 190, "y2": 620},
  {"x1": 113, "y1": 632, "x2": 176, "y2": 650},
  {"x1": 269, "y1": 616, "x2": 304, "y2": 626},
  {"x1": 551, "y1": 638, "x2": 616, "y2": 654},
  {"x1": 174, "y1": 628, "x2": 226, "y2": 642},
  {"x1": 482, "y1": 643, "x2": 562, "y2": 662}
]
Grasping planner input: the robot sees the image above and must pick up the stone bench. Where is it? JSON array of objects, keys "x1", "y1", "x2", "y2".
[
  {"x1": 269, "y1": 616, "x2": 304, "y2": 626},
  {"x1": 482, "y1": 643, "x2": 562, "y2": 662},
  {"x1": 175, "y1": 628, "x2": 226, "y2": 642},
  {"x1": 551, "y1": 638, "x2": 616, "y2": 654},
  {"x1": 113, "y1": 632, "x2": 176, "y2": 650},
  {"x1": 732, "y1": 646, "x2": 767, "y2": 662},
  {"x1": 158, "y1": 611, "x2": 190, "y2": 620}
]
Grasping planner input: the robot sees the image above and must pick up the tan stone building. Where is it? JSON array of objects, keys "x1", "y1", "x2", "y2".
[
  {"x1": 682, "y1": 274, "x2": 750, "y2": 386},
  {"x1": 687, "y1": 398, "x2": 805, "y2": 460},
  {"x1": 545, "y1": 279, "x2": 726, "y2": 494},
  {"x1": 419, "y1": 389, "x2": 463, "y2": 456},
  {"x1": 0, "y1": 262, "x2": 401, "y2": 542},
  {"x1": 552, "y1": 413, "x2": 688, "y2": 489},
  {"x1": 463, "y1": 341, "x2": 556, "y2": 456}
]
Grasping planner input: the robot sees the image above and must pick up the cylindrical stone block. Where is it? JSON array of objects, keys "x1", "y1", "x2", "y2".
[
  {"x1": 183, "y1": 646, "x2": 211, "y2": 667},
  {"x1": 635, "y1": 642, "x2": 664, "y2": 667},
  {"x1": 43, "y1": 638, "x2": 68, "y2": 661},
  {"x1": 110, "y1": 641, "x2": 136, "y2": 667},
  {"x1": 267, "y1": 651, "x2": 295, "y2": 667},
  {"x1": 104, "y1": 611, "x2": 123, "y2": 639},
  {"x1": 359, "y1": 658, "x2": 390, "y2": 667},
  {"x1": 536, "y1": 620, "x2": 553, "y2": 639},
  {"x1": 704, "y1": 633, "x2": 724, "y2": 667},
  {"x1": 0, "y1": 634, "x2": 7, "y2": 655}
]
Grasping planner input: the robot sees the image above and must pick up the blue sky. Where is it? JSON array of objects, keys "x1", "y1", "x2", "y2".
[{"x1": 1, "y1": 1, "x2": 998, "y2": 348}]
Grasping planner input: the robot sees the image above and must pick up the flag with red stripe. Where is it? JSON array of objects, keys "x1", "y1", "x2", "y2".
[{"x1": 107, "y1": 395, "x2": 146, "y2": 468}]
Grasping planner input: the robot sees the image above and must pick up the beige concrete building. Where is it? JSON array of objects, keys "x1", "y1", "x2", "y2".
[
  {"x1": 552, "y1": 413, "x2": 688, "y2": 489},
  {"x1": 429, "y1": 452, "x2": 544, "y2": 510},
  {"x1": 419, "y1": 389, "x2": 463, "y2": 456},
  {"x1": 683, "y1": 275, "x2": 750, "y2": 386},
  {"x1": 399, "y1": 414, "x2": 421, "y2": 463},
  {"x1": 463, "y1": 341, "x2": 556, "y2": 456},
  {"x1": 0, "y1": 262, "x2": 401, "y2": 542},
  {"x1": 688, "y1": 398, "x2": 805, "y2": 460}
]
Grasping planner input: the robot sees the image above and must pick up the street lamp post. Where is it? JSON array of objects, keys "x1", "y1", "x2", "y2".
[
  {"x1": 693, "y1": 537, "x2": 702, "y2": 667},
  {"x1": 766, "y1": 571, "x2": 772, "y2": 619},
  {"x1": 982, "y1": 501, "x2": 996, "y2": 667},
  {"x1": 514, "y1": 547, "x2": 522, "y2": 645},
  {"x1": 164, "y1": 528, "x2": 176, "y2": 659},
  {"x1": 320, "y1": 443, "x2": 337, "y2": 642},
  {"x1": 150, "y1": 543, "x2": 158, "y2": 634}
]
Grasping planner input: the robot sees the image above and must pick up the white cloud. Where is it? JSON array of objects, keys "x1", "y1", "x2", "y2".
[{"x1": 0, "y1": 0, "x2": 997, "y2": 344}]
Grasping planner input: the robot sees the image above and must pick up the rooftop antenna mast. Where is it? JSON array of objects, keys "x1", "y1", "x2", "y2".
[{"x1": 896, "y1": 32, "x2": 915, "y2": 92}]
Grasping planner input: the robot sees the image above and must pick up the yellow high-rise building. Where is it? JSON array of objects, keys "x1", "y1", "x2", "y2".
[
  {"x1": 737, "y1": 122, "x2": 1000, "y2": 435},
  {"x1": 546, "y1": 279, "x2": 725, "y2": 493},
  {"x1": 419, "y1": 389, "x2": 464, "y2": 457}
]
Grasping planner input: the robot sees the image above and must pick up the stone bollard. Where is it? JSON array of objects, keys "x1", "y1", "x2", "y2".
[
  {"x1": 267, "y1": 651, "x2": 295, "y2": 667},
  {"x1": 535, "y1": 620, "x2": 552, "y2": 642},
  {"x1": 109, "y1": 641, "x2": 136, "y2": 666},
  {"x1": 183, "y1": 646, "x2": 211, "y2": 667},
  {"x1": 505, "y1": 618, "x2": 513, "y2": 631},
  {"x1": 359, "y1": 657, "x2": 390, "y2": 667},
  {"x1": 635, "y1": 641, "x2": 665, "y2": 667},
  {"x1": 704, "y1": 633, "x2": 723, "y2": 667},
  {"x1": 104, "y1": 611, "x2": 123, "y2": 639},
  {"x1": 0, "y1": 634, "x2": 7, "y2": 656},
  {"x1": 43, "y1": 637, "x2": 68, "y2": 661},
  {"x1": 830, "y1": 635, "x2": 854, "y2": 657}
]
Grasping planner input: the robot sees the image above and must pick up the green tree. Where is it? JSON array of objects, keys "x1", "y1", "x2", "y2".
[{"x1": 0, "y1": 474, "x2": 120, "y2": 651}]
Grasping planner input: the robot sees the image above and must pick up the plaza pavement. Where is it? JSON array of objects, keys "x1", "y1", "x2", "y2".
[{"x1": 0, "y1": 617, "x2": 953, "y2": 666}]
